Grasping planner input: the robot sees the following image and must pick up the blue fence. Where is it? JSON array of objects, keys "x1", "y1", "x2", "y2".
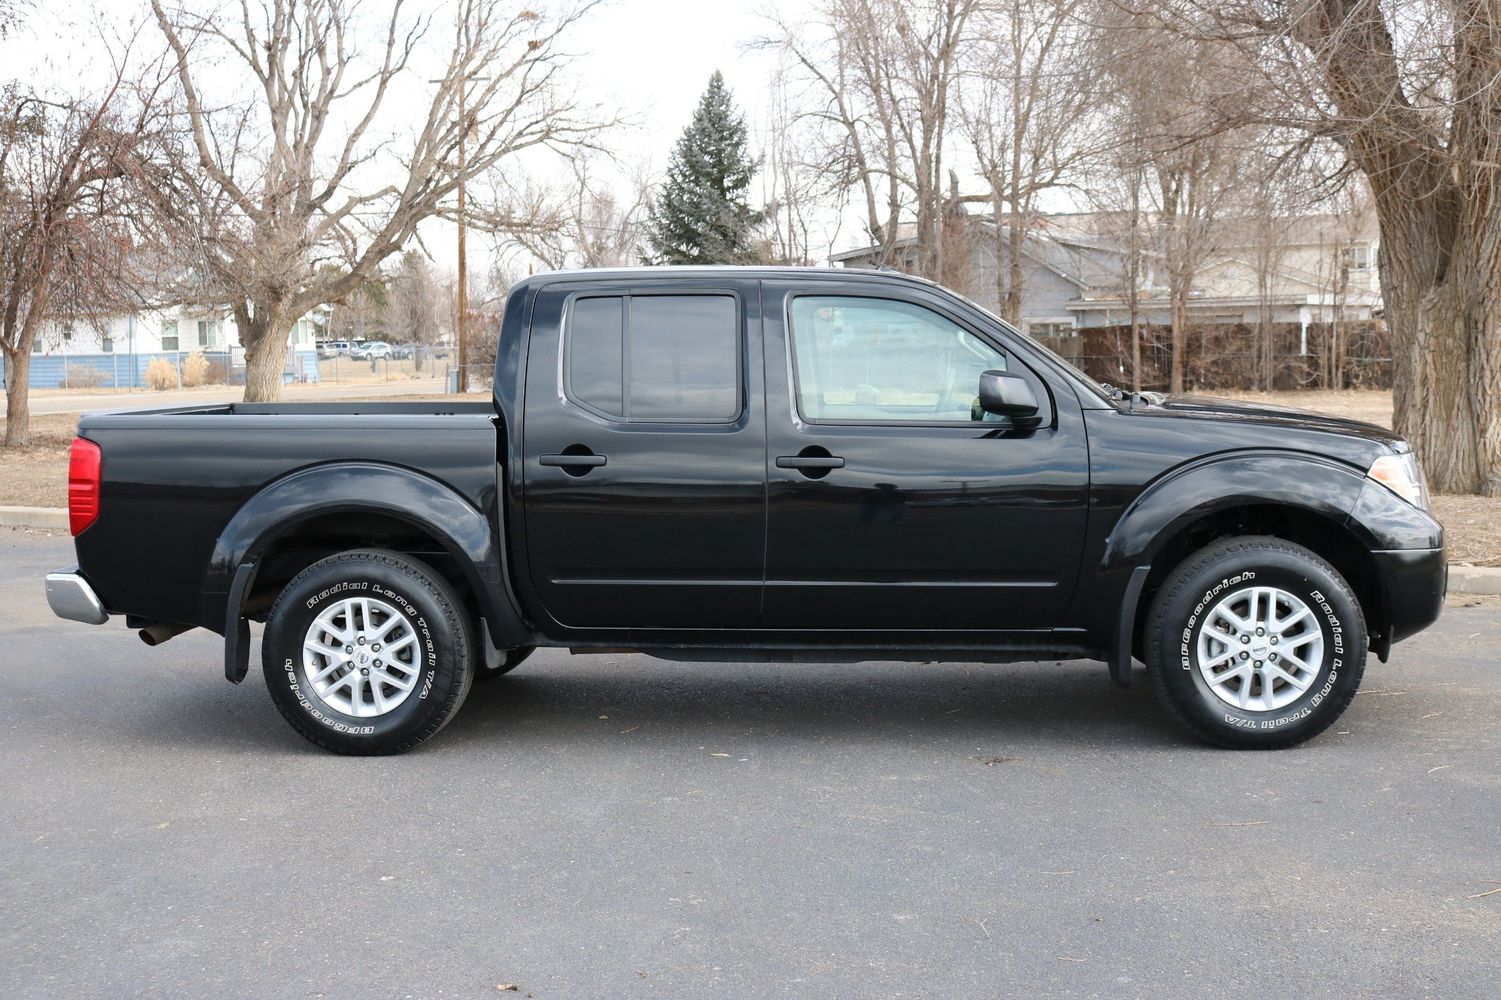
[{"x1": 0, "y1": 350, "x2": 320, "y2": 389}]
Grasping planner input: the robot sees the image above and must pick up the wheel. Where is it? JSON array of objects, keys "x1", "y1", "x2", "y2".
[
  {"x1": 476, "y1": 645, "x2": 534, "y2": 682},
  {"x1": 261, "y1": 549, "x2": 476, "y2": 754},
  {"x1": 1144, "y1": 535, "x2": 1367, "y2": 749}
]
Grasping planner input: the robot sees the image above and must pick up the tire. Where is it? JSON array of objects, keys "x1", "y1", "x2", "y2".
[
  {"x1": 476, "y1": 645, "x2": 534, "y2": 682},
  {"x1": 1144, "y1": 535, "x2": 1367, "y2": 749},
  {"x1": 261, "y1": 549, "x2": 476, "y2": 755}
]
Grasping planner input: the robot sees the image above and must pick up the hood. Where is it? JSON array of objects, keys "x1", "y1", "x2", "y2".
[{"x1": 1127, "y1": 392, "x2": 1405, "y2": 447}]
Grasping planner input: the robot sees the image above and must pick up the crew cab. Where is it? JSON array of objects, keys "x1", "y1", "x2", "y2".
[{"x1": 44, "y1": 267, "x2": 1446, "y2": 754}]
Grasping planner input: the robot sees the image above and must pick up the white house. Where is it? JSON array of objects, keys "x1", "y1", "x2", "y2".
[{"x1": 4, "y1": 306, "x2": 324, "y2": 389}]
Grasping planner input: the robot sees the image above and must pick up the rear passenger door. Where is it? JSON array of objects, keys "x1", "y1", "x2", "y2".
[{"x1": 519, "y1": 276, "x2": 767, "y2": 630}]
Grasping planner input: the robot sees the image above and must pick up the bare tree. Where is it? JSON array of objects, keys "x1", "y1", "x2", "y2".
[
  {"x1": 504, "y1": 155, "x2": 647, "y2": 270},
  {"x1": 1094, "y1": 13, "x2": 1249, "y2": 392},
  {"x1": 959, "y1": 0, "x2": 1100, "y2": 323},
  {"x1": 384, "y1": 249, "x2": 445, "y2": 369},
  {"x1": 1, "y1": 56, "x2": 169, "y2": 446},
  {"x1": 769, "y1": 0, "x2": 980, "y2": 277},
  {"x1": 327, "y1": 274, "x2": 387, "y2": 345},
  {"x1": 1122, "y1": 1, "x2": 1501, "y2": 492},
  {"x1": 150, "y1": 0, "x2": 603, "y2": 401}
]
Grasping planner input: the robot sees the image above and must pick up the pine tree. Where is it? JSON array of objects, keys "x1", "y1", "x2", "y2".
[{"x1": 644, "y1": 71, "x2": 760, "y2": 264}]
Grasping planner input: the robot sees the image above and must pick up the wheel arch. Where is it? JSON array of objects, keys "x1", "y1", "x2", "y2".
[
  {"x1": 207, "y1": 463, "x2": 532, "y2": 679},
  {"x1": 1103, "y1": 452, "x2": 1391, "y2": 682}
]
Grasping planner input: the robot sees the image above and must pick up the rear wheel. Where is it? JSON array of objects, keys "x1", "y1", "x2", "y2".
[
  {"x1": 1144, "y1": 536, "x2": 1366, "y2": 749},
  {"x1": 261, "y1": 549, "x2": 476, "y2": 754}
]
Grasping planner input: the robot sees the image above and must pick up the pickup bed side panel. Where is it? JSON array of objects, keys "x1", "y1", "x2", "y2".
[{"x1": 73, "y1": 411, "x2": 504, "y2": 637}]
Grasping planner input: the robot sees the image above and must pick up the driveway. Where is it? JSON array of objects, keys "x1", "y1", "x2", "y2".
[{"x1": 2, "y1": 528, "x2": 1497, "y2": 998}]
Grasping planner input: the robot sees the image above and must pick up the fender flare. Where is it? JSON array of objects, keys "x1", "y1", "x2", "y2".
[
  {"x1": 206, "y1": 462, "x2": 531, "y2": 681},
  {"x1": 1099, "y1": 450, "x2": 1372, "y2": 686}
]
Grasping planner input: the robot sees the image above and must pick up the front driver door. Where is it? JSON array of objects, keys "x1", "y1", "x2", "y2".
[{"x1": 760, "y1": 281, "x2": 1089, "y2": 633}]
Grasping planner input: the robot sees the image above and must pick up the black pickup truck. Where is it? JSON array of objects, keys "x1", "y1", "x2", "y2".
[{"x1": 45, "y1": 267, "x2": 1445, "y2": 754}]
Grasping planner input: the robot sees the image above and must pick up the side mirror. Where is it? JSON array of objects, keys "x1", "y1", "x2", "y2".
[{"x1": 978, "y1": 370, "x2": 1042, "y2": 426}]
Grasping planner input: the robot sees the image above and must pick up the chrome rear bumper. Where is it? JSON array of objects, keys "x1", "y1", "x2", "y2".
[{"x1": 45, "y1": 568, "x2": 109, "y2": 625}]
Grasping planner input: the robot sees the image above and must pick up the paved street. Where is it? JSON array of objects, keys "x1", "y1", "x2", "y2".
[{"x1": 2, "y1": 527, "x2": 1498, "y2": 999}]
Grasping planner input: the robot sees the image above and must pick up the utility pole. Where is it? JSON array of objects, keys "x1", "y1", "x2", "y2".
[{"x1": 456, "y1": 72, "x2": 469, "y2": 393}]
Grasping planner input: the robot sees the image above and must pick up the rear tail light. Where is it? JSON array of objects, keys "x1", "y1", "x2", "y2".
[{"x1": 68, "y1": 437, "x2": 101, "y2": 536}]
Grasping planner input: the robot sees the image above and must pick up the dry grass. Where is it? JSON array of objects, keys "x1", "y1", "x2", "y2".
[
  {"x1": 1217, "y1": 388, "x2": 1394, "y2": 429},
  {"x1": 3, "y1": 387, "x2": 1497, "y2": 565},
  {"x1": 0, "y1": 412, "x2": 79, "y2": 507}
]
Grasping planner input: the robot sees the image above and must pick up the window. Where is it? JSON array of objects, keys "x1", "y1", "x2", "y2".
[
  {"x1": 101, "y1": 336, "x2": 114, "y2": 353},
  {"x1": 789, "y1": 296, "x2": 1008, "y2": 424},
  {"x1": 564, "y1": 294, "x2": 739, "y2": 422},
  {"x1": 198, "y1": 319, "x2": 221, "y2": 349},
  {"x1": 1028, "y1": 321, "x2": 1076, "y2": 339},
  {"x1": 161, "y1": 321, "x2": 178, "y2": 352},
  {"x1": 1341, "y1": 244, "x2": 1372, "y2": 271}
]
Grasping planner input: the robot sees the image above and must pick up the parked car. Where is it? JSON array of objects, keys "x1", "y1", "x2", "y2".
[
  {"x1": 316, "y1": 340, "x2": 351, "y2": 358},
  {"x1": 351, "y1": 340, "x2": 391, "y2": 360},
  {"x1": 391, "y1": 344, "x2": 416, "y2": 360},
  {"x1": 45, "y1": 267, "x2": 1445, "y2": 754}
]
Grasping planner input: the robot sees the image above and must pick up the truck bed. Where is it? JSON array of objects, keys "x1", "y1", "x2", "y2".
[{"x1": 72, "y1": 399, "x2": 503, "y2": 633}]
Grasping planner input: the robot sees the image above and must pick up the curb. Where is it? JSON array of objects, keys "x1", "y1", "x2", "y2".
[
  {"x1": 0, "y1": 506, "x2": 68, "y2": 530},
  {"x1": 1450, "y1": 565, "x2": 1501, "y2": 596},
  {"x1": 5, "y1": 504, "x2": 1501, "y2": 595}
]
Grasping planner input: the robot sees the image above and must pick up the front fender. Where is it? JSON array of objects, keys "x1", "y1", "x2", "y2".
[
  {"x1": 204, "y1": 462, "x2": 529, "y2": 651},
  {"x1": 1102, "y1": 450, "x2": 1374, "y2": 571}
]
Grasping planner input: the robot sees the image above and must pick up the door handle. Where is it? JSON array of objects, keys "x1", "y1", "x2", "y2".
[
  {"x1": 775, "y1": 455, "x2": 844, "y2": 470},
  {"x1": 540, "y1": 453, "x2": 607, "y2": 468}
]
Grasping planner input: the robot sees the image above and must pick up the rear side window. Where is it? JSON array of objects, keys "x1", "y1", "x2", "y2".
[{"x1": 564, "y1": 294, "x2": 740, "y2": 422}]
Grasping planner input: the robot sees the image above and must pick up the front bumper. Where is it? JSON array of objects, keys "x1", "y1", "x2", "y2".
[
  {"x1": 45, "y1": 567, "x2": 110, "y2": 625},
  {"x1": 1373, "y1": 547, "x2": 1446, "y2": 648}
]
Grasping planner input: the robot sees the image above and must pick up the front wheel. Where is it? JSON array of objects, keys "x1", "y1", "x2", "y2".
[
  {"x1": 261, "y1": 549, "x2": 476, "y2": 754},
  {"x1": 1144, "y1": 536, "x2": 1367, "y2": 749}
]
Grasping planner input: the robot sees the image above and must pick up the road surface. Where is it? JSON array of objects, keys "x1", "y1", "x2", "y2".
[{"x1": 2, "y1": 528, "x2": 1497, "y2": 998}]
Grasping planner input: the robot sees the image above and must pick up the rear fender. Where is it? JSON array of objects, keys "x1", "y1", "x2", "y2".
[{"x1": 206, "y1": 463, "x2": 530, "y2": 680}]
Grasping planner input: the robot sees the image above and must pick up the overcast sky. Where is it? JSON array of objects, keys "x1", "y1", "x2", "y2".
[{"x1": 2, "y1": 0, "x2": 857, "y2": 275}]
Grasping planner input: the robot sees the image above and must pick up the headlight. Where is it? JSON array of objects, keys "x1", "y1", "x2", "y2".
[{"x1": 1367, "y1": 451, "x2": 1430, "y2": 510}]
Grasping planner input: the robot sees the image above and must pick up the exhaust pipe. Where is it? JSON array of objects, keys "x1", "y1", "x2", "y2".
[{"x1": 138, "y1": 622, "x2": 194, "y2": 646}]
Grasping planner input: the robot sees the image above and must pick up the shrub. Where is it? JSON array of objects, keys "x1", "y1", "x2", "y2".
[
  {"x1": 181, "y1": 351, "x2": 209, "y2": 387},
  {"x1": 204, "y1": 359, "x2": 228, "y2": 385},
  {"x1": 145, "y1": 358, "x2": 177, "y2": 391},
  {"x1": 59, "y1": 367, "x2": 108, "y2": 389}
]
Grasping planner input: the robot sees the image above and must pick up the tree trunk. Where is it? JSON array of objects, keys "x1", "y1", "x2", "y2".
[
  {"x1": 1169, "y1": 284, "x2": 1188, "y2": 394},
  {"x1": 3, "y1": 346, "x2": 31, "y2": 447},
  {"x1": 240, "y1": 301, "x2": 294, "y2": 403},
  {"x1": 1384, "y1": 247, "x2": 1501, "y2": 495}
]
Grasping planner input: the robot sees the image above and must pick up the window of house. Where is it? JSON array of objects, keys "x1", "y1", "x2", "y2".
[
  {"x1": 101, "y1": 336, "x2": 114, "y2": 353},
  {"x1": 789, "y1": 296, "x2": 1008, "y2": 423},
  {"x1": 1341, "y1": 244, "x2": 1372, "y2": 270},
  {"x1": 563, "y1": 294, "x2": 740, "y2": 422},
  {"x1": 62, "y1": 325, "x2": 74, "y2": 341},
  {"x1": 198, "y1": 319, "x2": 221, "y2": 349},
  {"x1": 1028, "y1": 321, "x2": 1076, "y2": 339},
  {"x1": 161, "y1": 320, "x2": 179, "y2": 352}
]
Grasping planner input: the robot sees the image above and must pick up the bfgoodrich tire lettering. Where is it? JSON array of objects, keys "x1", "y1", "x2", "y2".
[
  {"x1": 262, "y1": 549, "x2": 475, "y2": 754},
  {"x1": 1145, "y1": 536, "x2": 1367, "y2": 749}
]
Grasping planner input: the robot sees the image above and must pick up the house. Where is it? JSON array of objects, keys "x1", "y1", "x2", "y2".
[
  {"x1": 1, "y1": 306, "x2": 323, "y2": 389},
  {"x1": 830, "y1": 210, "x2": 1383, "y2": 353}
]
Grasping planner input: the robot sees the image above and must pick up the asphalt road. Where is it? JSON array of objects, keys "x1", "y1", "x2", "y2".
[{"x1": 2, "y1": 528, "x2": 1498, "y2": 999}]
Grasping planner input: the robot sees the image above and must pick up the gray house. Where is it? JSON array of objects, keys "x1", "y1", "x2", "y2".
[{"x1": 830, "y1": 212, "x2": 1382, "y2": 347}]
